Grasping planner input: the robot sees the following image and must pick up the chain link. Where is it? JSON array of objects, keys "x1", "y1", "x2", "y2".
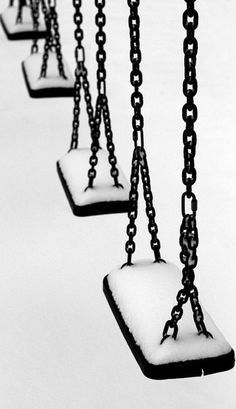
[
  {"x1": 40, "y1": 0, "x2": 66, "y2": 79},
  {"x1": 87, "y1": 0, "x2": 122, "y2": 189},
  {"x1": 124, "y1": 0, "x2": 162, "y2": 265},
  {"x1": 70, "y1": 0, "x2": 95, "y2": 151},
  {"x1": 161, "y1": 0, "x2": 212, "y2": 344},
  {"x1": 30, "y1": 0, "x2": 40, "y2": 54},
  {"x1": 129, "y1": 0, "x2": 144, "y2": 148}
]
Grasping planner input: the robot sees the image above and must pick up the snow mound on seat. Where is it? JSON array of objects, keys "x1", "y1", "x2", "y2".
[
  {"x1": 58, "y1": 148, "x2": 130, "y2": 206},
  {"x1": 107, "y1": 260, "x2": 232, "y2": 365}
]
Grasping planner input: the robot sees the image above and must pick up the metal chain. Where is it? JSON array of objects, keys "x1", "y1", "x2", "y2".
[
  {"x1": 40, "y1": 0, "x2": 51, "y2": 77},
  {"x1": 87, "y1": 0, "x2": 122, "y2": 189},
  {"x1": 16, "y1": 0, "x2": 27, "y2": 23},
  {"x1": 50, "y1": 4, "x2": 67, "y2": 78},
  {"x1": 70, "y1": 0, "x2": 95, "y2": 151},
  {"x1": 161, "y1": 0, "x2": 212, "y2": 344},
  {"x1": 30, "y1": 0, "x2": 40, "y2": 54},
  {"x1": 9, "y1": 0, "x2": 14, "y2": 7},
  {"x1": 124, "y1": 0, "x2": 162, "y2": 265},
  {"x1": 40, "y1": 0, "x2": 66, "y2": 78},
  {"x1": 129, "y1": 0, "x2": 144, "y2": 148}
]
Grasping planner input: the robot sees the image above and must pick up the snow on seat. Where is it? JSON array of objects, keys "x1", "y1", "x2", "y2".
[
  {"x1": 22, "y1": 52, "x2": 74, "y2": 98},
  {"x1": 57, "y1": 148, "x2": 130, "y2": 217},
  {"x1": 104, "y1": 260, "x2": 235, "y2": 379},
  {"x1": 0, "y1": 6, "x2": 46, "y2": 40}
]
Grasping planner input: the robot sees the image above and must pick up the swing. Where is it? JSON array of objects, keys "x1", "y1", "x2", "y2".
[
  {"x1": 57, "y1": 0, "x2": 130, "y2": 217},
  {"x1": 22, "y1": 0, "x2": 74, "y2": 98},
  {"x1": 103, "y1": 0, "x2": 235, "y2": 380},
  {"x1": 0, "y1": 0, "x2": 46, "y2": 41}
]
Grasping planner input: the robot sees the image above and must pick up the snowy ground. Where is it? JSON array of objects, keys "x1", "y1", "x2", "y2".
[{"x1": 0, "y1": 1, "x2": 236, "y2": 408}]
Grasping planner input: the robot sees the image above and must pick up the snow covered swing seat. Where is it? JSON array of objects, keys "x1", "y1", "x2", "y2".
[
  {"x1": 0, "y1": 6, "x2": 46, "y2": 41},
  {"x1": 57, "y1": 148, "x2": 130, "y2": 217},
  {"x1": 104, "y1": 261, "x2": 235, "y2": 380},
  {"x1": 22, "y1": 52, "x2": 74, "y2": 98}
]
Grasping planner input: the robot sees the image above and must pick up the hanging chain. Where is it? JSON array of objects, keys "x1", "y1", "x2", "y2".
[
  {"x1": 161, "y1": 0, "x2": 212, "y2": 344},
  {"x1": 50, "y1": 3, "x2": 67, "y2": 78},
  {"x1": 70, "y1": 0, "x2": 95, "y2": 150},
  {"x1": 9, "y1": 0, "x2": 14, "y2": 7},
  {"x1": 124, "y1": 0, "x2": 162, "y2": 266},
  {"x1": 16, "y1": 0, "x2": 27, "y2": 23},
  {"x1": 39, "y1": 0, "x2": 66, "y2": 78},
  {"x1": 30, "y1": 0, "x2": 40, "y2": 54},
  {"x1": 87, "y1": 0, "x2": 122, "y2": 189},
  {"x1": 40, "y1": 0, "x2": 52, "y2": 77}
]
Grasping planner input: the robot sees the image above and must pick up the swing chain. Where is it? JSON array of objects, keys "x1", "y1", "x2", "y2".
[
  {"x1": 129, "y1": 0, "x2": 144, "y2": 148},
  {"x1": 124, "y1": 0, "x2": 162, "y2": 264},
  {"x1": 125, "y1": 147, "x2": 162, "y2": 265},
  {"x1": 86, "y1": 0, "x2": 107, "y2": 186},
  {"x1": 50, "y1": 4, "x2": 67, "y2": 78},
  {"x1": 40, "y1": 0, "x2": 66, "y2": 79},
  {"x1": 95, "y1": 0, "x2": 106, "y2": 96},
  {"x1": 40, "y1": 0, "x2": 52, "y2": 77},
  {"x1": 70, "y1": 0, "x2": 95, "y2": 151},
  {"x1": 125, "y1": 147, "x2": 140, "y2": 265},
  {"x1": 87, "y1": 0, "x2": 122, "y2": 189},
  {"x1": 30, "y1": 0, "x2": 40, "y2": 54},
  {"x1": 161, "y1": 0, "x2": 212, "y2": 344}
]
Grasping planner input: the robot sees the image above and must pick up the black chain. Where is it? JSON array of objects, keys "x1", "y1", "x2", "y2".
[
  {"x1": 40, "y1": 0, "x2": 66, "y2": 79},
  {"x1": 87, "y1": 0, "x2": 122, "y2": 189},
  {"x1": 70, "y1": 0, "x2": 95, "y2": 151},
  {"x1": 161, "y1": 0, "x2": 212, "y2": 344},
  {"x1": 124, "y1": 0, "x2": 162, "y2": 266},
  {"x1": 16, "y1": 0, "x2": 27, "y2": 23},
  {"x1": 9, "y1": 0, "x2": 14, "y2": 7},
  {"x1": 40, "y1": 0, "x2": 52, "y2": 77},
  {"x1": 50, "y1": 4, "x2": 67, "y2": 78},
  {"x1": 30, "y1": 0, "x2": 40, "y2": 54}
]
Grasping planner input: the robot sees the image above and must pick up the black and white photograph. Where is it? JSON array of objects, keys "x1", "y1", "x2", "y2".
[{"x1": 0, "y1": 0, "x2": 235, "y2": 408}]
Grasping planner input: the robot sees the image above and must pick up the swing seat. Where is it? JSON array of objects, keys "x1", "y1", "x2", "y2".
[
  {"x1": 0, "y1": 6, "x2": 46, "y2": 41},
  {"x1": 103, "y1": 260, "x2": 235, "y2": 380},
  {"x1": 22, "y1": 52, "x2": 74, "y2": 98},
  {"x1": 57, "y1": 148, "x2": 130, "y2": 217}
]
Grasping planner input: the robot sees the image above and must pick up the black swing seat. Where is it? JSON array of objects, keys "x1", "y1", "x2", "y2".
[
  {"x1": 103, "y1": 260, "x2": 235, "y2": 380},
  {"x1": 57, "y1": 148, "x2": 130, "y2": 217},
  {"x1": 22, "y1": 52, "x2": 74, "y2": 98},
  {"x1": 0, "y1": 6, "x2": 47, "y2": 40}
]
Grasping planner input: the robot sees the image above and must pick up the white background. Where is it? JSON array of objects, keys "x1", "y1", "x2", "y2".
[{"x1": 0, "y1": 1, "x2": 236, "y2": 408}]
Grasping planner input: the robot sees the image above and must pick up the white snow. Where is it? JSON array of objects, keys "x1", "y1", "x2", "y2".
[
  {"x1": 0, "y1": 0, "x2": 236, "y2": 408},
  {"x1": 58, "y1": 148, "x2": 130, "y2": 205},
  {"x1": 107, "y1": 260, "x2": 232, "y2": 365},
  {"x1": 23, "y1": 52, "x2": 74, "y2": 90},
  {"x1": 1, "y1": 5, "x2": 46, "y2": 34}
]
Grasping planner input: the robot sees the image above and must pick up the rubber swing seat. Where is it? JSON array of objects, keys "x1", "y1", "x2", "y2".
[
  {"x1": 22, "y1": 52, "x2": 74, "y2": 98},
  {"x1": 0, "y1": 6, "x2": 46, "y2": 40},
  {"x1": 103, "y1": 260, "x2": 235, "y2": 380},
  {"x1": 57, "y1": 148, "x2": 130, "y2": 217}
]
